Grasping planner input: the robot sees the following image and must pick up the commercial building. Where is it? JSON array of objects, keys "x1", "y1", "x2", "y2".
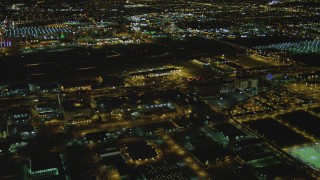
[
  {"x1": 192, "y1": 80, "x2": 233, "y2": 98},
  {"x1": 62, "y1": 100, "x2": 92, "y2": 123},
  {"x1": 28, "y1": 153, "x2": 64, "y2": 179},
  {"x1": 235, "y1": 78, "x2": 258, "y2": 90}
]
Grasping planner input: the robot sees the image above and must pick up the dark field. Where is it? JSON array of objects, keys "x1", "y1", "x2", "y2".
[
  {"x1": 244, "y1": 118, "x2": 310, "y2": 148},
  {"x1": 278, "y1": 111, "x2": 320, "y2": 137}
]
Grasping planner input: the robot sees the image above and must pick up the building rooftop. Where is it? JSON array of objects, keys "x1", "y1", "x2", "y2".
[
  {"x1": 85, "y1": 131, "x2": 109, "y2": 142},
  {"x1": 101, "y1": 154, "x2": 132, "y2": 177},
  {"x1": 38, "y1": 83, "x2": 60, "y2": 90},
  {"x1": 213, "y1": 123, "x2": 246, "y2": 139},
  {"x1": 191, "y1": 141, "x2": 229, "y2": 163},
  {"x1": 103, "y1": 75, "x2": 125, "y2": 87},
  {"x1": 62, "y1": 100, "x2": 90, "y2": 111},
  {"x1": 30, "y1": 152, "x2": 62, "y2": 172},
  {"x1": 0, "y1": 159, "x2": 16, "y2": 178},
  {"x1": 139, "y1": 121, "x2": 176, "y2": 133},
  {"x1": 257, "y1": 162, "x2": 308, "y2": 179}
]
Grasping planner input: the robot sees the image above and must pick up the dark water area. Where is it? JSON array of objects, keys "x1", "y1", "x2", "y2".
[{"x1": 290, "y1": 53, "x2": 320, "y2": 67}]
